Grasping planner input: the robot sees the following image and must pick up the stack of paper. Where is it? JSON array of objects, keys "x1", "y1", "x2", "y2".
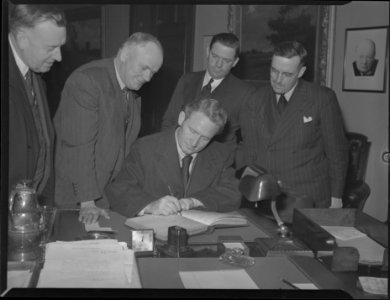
[{"x1": 37, "y1": 239, "x2": 135, "y2": 288}]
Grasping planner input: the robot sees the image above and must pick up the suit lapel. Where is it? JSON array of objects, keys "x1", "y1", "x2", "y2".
[
  {"x1": 186, "y1": 145, "x2": 217, "y2": 195},
  {"x1": 270, "y1": 81, "x2": 311, "y2": 145},
  {"x1": 155, "y1": 130, "x2": 183, "y2": 195}
]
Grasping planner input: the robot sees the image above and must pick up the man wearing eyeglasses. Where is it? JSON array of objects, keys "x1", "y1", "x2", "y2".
[{"x1": 238, "y1": 41, "x2": 349, "y2": 223}]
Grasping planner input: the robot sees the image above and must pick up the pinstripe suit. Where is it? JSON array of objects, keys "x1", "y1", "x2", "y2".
[
  {"x1": 54, "y1": 58, "x2": 141, "y2": 208},
  {"x1": 239, "y1": 80, "x2": 348, "y2": 222}
]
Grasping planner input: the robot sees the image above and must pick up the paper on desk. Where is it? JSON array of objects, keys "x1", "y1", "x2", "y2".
[
  {"x1": 321, "y1": 226, "x2": 367, "y2": 241},
  {"x1": 179, "y1": 269, "x2": 258, "y2": 289},
  {"x1": 85, "y1": 221, "x2": 113, "y2": 232},
  {"x1": 37, "y1": 240, "x2": 135, "y2": 288},
  {"x1": 336, "y1": 235, "x2": 385, "y2": 265},
  {"x1": 7, "y1": 270, "x2": 32, "y2": 288},
  {"x1": 359, "y1": 277, "x2": 388, "y2": 295}
]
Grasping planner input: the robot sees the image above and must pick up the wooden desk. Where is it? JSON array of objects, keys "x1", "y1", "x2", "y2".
[{"x1": 5, "y1": 208, "x2": 388, "y2": 298}]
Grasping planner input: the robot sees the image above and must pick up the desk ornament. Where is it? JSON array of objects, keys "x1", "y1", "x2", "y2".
[
  {"x1": 129, "y1": 229, "x2": 154, "y2": 256},
  {"x1": 158, "y1": 226, "x2": 194, "y2": 257},
  {"x1": 8, "y1": 179, "x2": 43, "y2": 261},
  {"x1": 239, "y1": 166, "x2": 314, "y2": 254},
  {"x1": 219, "y1": 247, "x2": 255, "y2": 268}
]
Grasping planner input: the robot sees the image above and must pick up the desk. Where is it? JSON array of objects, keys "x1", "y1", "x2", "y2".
[{"x1": 5, "y1": 208, "x2": 388, "y2": 298}]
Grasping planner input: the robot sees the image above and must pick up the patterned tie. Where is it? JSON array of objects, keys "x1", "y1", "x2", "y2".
[
  {"x1": 122, "y1": 88, "x2": 132, "y2": 131},
  {"x1": 277, "y1": 94, "x2": 288, "y2": 115},
  {"x1": 25, "y1": 70, "x2": 37, "y2": 107},
  {"x1": 181, "y1": 155, "x2": 193, "y2": 188},
  {"x1": 200, "y1": 78, "x2": 214, "y2": 98}
]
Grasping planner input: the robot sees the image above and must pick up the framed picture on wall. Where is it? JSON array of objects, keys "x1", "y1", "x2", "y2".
[{"x1": 342, "y1": 26, "x2": 388, "y2": 92}]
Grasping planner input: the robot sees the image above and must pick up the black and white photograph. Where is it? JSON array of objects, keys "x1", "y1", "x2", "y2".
[{"x1": 1, "y1": 1, "x2": 388, "y2": 298}]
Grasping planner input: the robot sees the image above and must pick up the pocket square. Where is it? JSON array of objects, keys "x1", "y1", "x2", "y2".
[{"x1": 303, "y1": 116, "x2": 313, "y2": 123}]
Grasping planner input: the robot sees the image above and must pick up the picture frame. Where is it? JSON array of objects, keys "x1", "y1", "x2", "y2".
[
  {"x1": 130, "y1": 229, "x2": 154, "y2": 253},
  {"x1": 227, "y1": 5, "x2": 336, "y2": 87},
  {"x1": 342, "y1": 26, "x2": 388, "y2": 93}
]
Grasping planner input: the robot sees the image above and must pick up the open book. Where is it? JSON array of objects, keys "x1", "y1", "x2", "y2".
[{"x1": 125, "y1": 210, "x2": 248, "y2": 241}]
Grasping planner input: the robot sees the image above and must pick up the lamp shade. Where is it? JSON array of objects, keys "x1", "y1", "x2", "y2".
[{"x1": 239, "y1": 173, "x2": 282, "y2": 202}]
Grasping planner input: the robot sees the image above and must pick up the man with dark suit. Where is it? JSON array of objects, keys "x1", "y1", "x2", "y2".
[
  {"x1": 54, "y1": 32, "x2": 163, "y2": 224},
  {"x1": 239, "y1": 41, "x2": 349, "y2": 223},
  {"x1": 8, "y1": 4, "x2": 67, "y2": 205},
  {"x1": 352, "y1": 39, "x2": 378, "y2": 76},
  {"x1": 105, "y1": 98, "x2": 241, "y2": 217},
  {"x1": 161, "y1": 32, "x2": 255, "y2": 153}
]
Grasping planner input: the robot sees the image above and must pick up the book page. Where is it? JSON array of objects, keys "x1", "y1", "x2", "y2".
[
  {"x1": 125, "y1": 214, "x2": 207, "y2": 241},
  {"x1": 179, "y1": 269, "x2": 258, "y2": 289},
  {"x1": 181, "y1": 210, "x2": 247, "y2": 226}
]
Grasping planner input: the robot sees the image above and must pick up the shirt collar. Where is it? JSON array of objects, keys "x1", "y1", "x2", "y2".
[
  {"x1": 203, "y1": 71, "x2": 223, "y2": 89},
  {"x1": 114, "y1": 58, "x2": 126, "y2": 90},
  {"x1": 9, "y1": 34, "x2": 29, "y2": 78},
  {"x1": 278, "y1": 81, "x2": 298, "y2": 102}
]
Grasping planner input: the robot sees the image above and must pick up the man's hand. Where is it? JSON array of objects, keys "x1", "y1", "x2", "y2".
[
  {"x1": 179, "y1": 198, "x2": 203, "y2": 211},
  {"x1": 79, "y1": 201, "x2": 110, "y2": 224},
  {"x1": 329, "y1": 197, "x2": 343, "y2": 209},
  {"x1": 144, "y1": 196, "x2": 181, "y2": 216}
]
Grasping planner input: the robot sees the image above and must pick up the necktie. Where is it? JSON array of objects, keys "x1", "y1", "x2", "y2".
[
  {"x1": 200, "y1": 78, "x2": 214, "y2": 98},
  {"x1": 277, "y1": 94, "x2": 287, "y2": 115},
  {"x1": 122, "y1": 88, "x2": 132, "y2": 131},
  {"x1": 181, "y1": 155, "x2": 193, "y2": 188},
  {"x1": 25, "y1": 70, "x2": 37, "y2": 107}
]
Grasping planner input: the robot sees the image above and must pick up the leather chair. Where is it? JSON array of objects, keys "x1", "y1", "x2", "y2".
[{"x1": 342, "y1": 132, "x2": 371, "y2": 210}]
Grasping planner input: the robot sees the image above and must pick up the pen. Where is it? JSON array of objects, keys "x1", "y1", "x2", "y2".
[
  {"x1": 281, "y1": 278, "x2": 299, "y2": 290},
  {"x1": 168, "y1": 185, "x2": 182, "y2": 216}
]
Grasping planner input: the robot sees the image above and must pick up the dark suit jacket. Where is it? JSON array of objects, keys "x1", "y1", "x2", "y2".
[
  {"x1": 161, "y1": 71, "x2": 255, "y2": 149},
  {"x1": 54, "y1": 58, "x2": 141, "y2": 208},
  {"x1": 239, "y1": 80, "x2": 348, "y2": 221},
  {"x1": 8, "y1": 45, "x2": 55, "y2": 203},
  {"x1": 105, "y1": 128, "x2": 241, "y2": 218}
]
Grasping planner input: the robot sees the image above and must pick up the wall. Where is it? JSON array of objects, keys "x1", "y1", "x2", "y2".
[
  {"x1": 193, "y1": 5, "x2": 229, "y2": 71},
  {"x1": 194, "y1": 3, "x2": 389, "y2": 221},
  {"x1": 102, "y1": 5, "x2": 130, "y2": 57},
  {"x1": 332, "y1": 1, "x2": 389, "y2": 222}
]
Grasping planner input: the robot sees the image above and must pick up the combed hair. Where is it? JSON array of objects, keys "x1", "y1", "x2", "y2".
[
  {"x1": 209, "y1": 32, "x2": 240, "y2": 58},
  {"x1": 120, "y1": 32, "x2": 163, "y2": 55},
  {"x1": 273, "y1": 40, "x2": 308, "y2": 67},
  {"x1": 183, "y1": 98, "x2": 227, "y2": 133},
  {"x1": 9, "y1": 4, "x2": 66, "y2": 35}
]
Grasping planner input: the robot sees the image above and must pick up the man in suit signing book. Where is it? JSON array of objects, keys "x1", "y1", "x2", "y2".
[
  {"x1": 105, "y1": 98, "x2": 241, "y2": 217},
  {"x1": 161, "y1": 32, "x2": 255, "y2": 154},
  {"x1": 239, "y1": 41, "x2": 349, "y2": 223}
]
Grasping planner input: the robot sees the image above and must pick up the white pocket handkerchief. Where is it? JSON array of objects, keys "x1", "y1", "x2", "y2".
[{"x1": 303, "y1": 116, "x2": 313, "y2": 123}]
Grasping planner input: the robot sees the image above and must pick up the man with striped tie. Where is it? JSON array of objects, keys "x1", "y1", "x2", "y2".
[{"x1": 8, "y1": 4, "x2": 67, "y2": 205}]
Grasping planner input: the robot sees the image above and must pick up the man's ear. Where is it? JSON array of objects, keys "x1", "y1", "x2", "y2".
[
  {"x1": 178, "y1": 111, "x2": 186, "y2": 126},
  {"x1": 298, "y1": 66, "x2": 307, "y2": 78},
  {"x1": 15, "y1": 30, "x2": 29, "y2": 50},
  {"x1": 232, "y1": 56, "x2": 240, "y2": 68}
]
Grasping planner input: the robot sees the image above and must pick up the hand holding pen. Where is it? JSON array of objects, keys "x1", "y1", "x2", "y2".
[{"x1": 168, "y1": 185, "x2": 182, "y2": 216}]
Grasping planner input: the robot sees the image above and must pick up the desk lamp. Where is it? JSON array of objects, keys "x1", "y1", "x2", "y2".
[{"x1": 239, "y1": 166, "x2": 290, "y2": 238}]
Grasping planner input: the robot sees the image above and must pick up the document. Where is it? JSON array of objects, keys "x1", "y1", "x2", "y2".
[
  {"x1": 125, "y1": 210, "x2": 248, "y2": 241},
  {"x1": 179, "y1": 269, "x2": 258, "y2": 289},
  {"x1": 321, "y1": 226, "x2": 367, "y2": 241},
  {"x1": 37, "y1": 240, "x2": 136, "y2": 288},
  {"x1": 359, "y1": 277, "x2": 388, "y2": 295}
]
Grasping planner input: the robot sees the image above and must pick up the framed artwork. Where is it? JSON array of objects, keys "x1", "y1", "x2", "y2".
[
  {"x1": 342, "y1": 26, "x2": 388, "y2": 92},
  {"x1": 228, "y1": 5, "x2": 336, "y2": 87}
]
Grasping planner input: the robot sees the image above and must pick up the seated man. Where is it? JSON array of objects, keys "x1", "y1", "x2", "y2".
[{"x1": 105, "y1": 98, "x2": 241, "y2": 217}]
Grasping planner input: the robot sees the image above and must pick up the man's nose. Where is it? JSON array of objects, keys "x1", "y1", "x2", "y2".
[
  {"x1": 143, "y1": 70, "x2": 153, "y2": 82},
  {"x1": 215, "y1": 58, "x2": 223, "y2": 68},
  {"x1": 53, "y1": 48, "x2": 62, "y2": 62}
]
